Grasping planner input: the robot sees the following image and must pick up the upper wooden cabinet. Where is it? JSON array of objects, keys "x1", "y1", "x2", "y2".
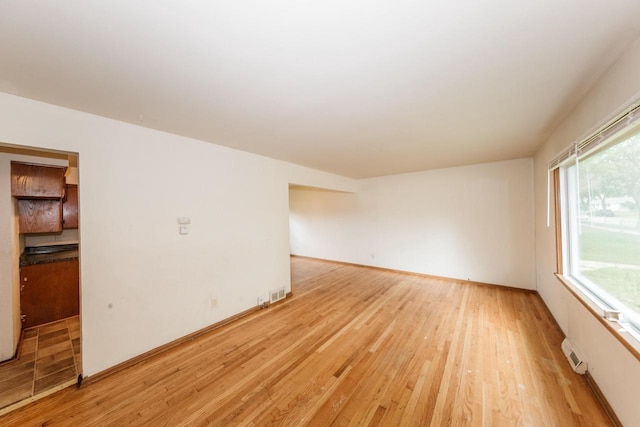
[
  {"x1": 18, "y1": 199, "x2": 63, "y2": 233},
  {"x1": 11, "y1": 161, "x2": 70, "y2": 233},
  {"x1": 62, "y1": 184, "x2": 78, "y2": 229},
  {"x1": 11, "y1": 161, "x2": 67, "y2": 199}
]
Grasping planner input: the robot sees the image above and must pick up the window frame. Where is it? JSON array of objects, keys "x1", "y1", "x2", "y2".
[{"x1": 554, "y1": 127, "x2": 640, "y2": 360}]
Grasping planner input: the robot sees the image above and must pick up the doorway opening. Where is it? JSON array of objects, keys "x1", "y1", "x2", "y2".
[
  {"x1": 0, "y1": 144, "x2": 81, "y2": 414},
  {"x1": 288, "y1": 184, "x2": 353, "y2": 295}
]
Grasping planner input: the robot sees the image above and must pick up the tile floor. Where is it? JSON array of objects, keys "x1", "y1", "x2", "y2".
[{"x1": 0, "y1": 316, "x2": 80, "y2": 412}]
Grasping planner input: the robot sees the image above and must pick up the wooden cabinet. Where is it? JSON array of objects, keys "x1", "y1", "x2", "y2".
[
  {"x1": 62, "y1": 184, "x2": 78, "y2": 229},
  {"x1": 11, "y1": 161, "x2": 71, "y2": 233},
  {"x1": 20, "y1": 259, "x2": 79, "y2": 329},
  {"x1": 18, "y1": 199, "x2": 63, "y2": 233},
  {"x1": 11, "y1": 161, "x2": 66, "y2": 199}
]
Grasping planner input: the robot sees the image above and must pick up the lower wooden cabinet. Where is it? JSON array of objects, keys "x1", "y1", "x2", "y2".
[{"x1": 20, "y1": 259, "x2": 79, "y2": 329}]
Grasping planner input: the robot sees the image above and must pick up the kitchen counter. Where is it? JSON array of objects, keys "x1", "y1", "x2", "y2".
[{"x1": 20, "y1": 244, "x2": 79, "y2": 267}]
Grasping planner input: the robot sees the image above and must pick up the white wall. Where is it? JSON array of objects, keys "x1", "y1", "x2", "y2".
[
  {"x1": 0, "y1": 92, "x2": 355, "y2": 375},
  {"x1": 534, "y1": 36, "x2": 640, "y2": 426},
  {"x1": 290, "y1": 158, "x2": 535, "y2": 289},
  {"x1": 0, "y1": 154, "x2": 18, "y2": 360}
]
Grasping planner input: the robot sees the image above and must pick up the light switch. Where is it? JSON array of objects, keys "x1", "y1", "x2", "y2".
[
  {"x1": 177, "y1": 217, "x2": 191, "y2": 224},
  {"x1": 179, "y1": 225, "x2": 190, "y2": 235}
]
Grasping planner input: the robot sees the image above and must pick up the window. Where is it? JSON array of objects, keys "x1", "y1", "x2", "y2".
[{"x1": 557, "y1": 116, "x2": 640, "y2": 338}]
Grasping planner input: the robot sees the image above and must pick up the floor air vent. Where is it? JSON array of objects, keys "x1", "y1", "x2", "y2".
[
  {"x1": 270, "y1": 288, "x2": 286, "y2": 304},
  {"x1": 561, "y1": 338, "x2": 586, "y2": 375}
]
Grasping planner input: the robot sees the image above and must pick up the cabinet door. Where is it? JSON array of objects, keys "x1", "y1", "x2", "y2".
[
  {"x1": 63, "y1": 184, "x2": 78, "y2": 229},
  {"x1": 20, "y1": 260, "x2": 79, "y2": 329},
  {"x1": 11, "y1": 162, "x2": 66, "y2": 199},
  {"x1": 18, "y1": 199, "x2": 63, "y2": 233}
]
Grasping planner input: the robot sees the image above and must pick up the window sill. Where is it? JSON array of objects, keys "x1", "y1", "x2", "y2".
[{"x1": 555, "y1": 273, "x2": 640, "y2": 361}]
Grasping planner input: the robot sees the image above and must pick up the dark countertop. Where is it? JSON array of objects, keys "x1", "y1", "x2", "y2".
[{"x1": 20, "y1": 244, "x2": 79, "y2": 267}]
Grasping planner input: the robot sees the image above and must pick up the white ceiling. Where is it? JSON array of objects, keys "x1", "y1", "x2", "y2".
[{"x1": 1, "y1": 1, "x2": 639, "y2": 178}]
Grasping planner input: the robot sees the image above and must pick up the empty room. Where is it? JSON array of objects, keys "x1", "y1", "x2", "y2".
[{"x1": 1, "y1": 1, "x2": 639, "y2": 426}]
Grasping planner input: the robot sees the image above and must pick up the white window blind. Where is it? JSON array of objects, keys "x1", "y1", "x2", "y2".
[
  {"x1": 548, "y1": 100, "x2": 640, "y2": 171},
  {"x1": 546, "y1": 99, "x2": 640, "y2": 227}
]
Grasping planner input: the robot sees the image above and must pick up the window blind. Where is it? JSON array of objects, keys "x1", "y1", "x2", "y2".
[
  {"x1": 546, "y1": 98, "x2": 640, "y2": 227},
  {"x1": 548, "y1": 100, "x2": 640, "y2": 171}
]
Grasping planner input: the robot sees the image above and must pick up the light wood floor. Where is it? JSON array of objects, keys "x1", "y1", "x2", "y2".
[
  {"x1": 0, "y1": 257, "x2": 611, "y2": 426},
  {"x1": 0, "y1": 316, "x2": 81, "y2": 412}
]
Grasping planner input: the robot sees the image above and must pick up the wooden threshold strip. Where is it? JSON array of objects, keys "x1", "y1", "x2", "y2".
[{"x1": 0, "y1": 379, "x2": 77, "y2": 417}]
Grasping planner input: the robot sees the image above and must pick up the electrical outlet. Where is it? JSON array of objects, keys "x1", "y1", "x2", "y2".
[
  {"x1": 257, "y1": 296, "x2": 265, "y2": 306},
  {"x1": 210, "y1": 298, "x2": 217, "y2": 308}
]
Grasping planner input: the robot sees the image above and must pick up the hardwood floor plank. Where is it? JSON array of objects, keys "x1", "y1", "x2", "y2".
[
  {"x1": 0, "y1": 361, "x2": 35, "y2": 387},
  {"x1": 0, "y1": 383, "x2": 32, "y2": 410},
  {"x1": 0, "y1": 258, "x2": 614, "y2": 426},
  {"x1": 33, "y1": 366, "x2": 77, "y2": 395},
  {"x1": 0, "y1": 317, "x2": 82, "y2": 415}
]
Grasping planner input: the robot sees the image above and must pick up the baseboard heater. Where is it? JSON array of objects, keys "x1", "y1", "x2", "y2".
[{"x1": 561, "y1": 338, "x2": 587, "y2": 375}]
